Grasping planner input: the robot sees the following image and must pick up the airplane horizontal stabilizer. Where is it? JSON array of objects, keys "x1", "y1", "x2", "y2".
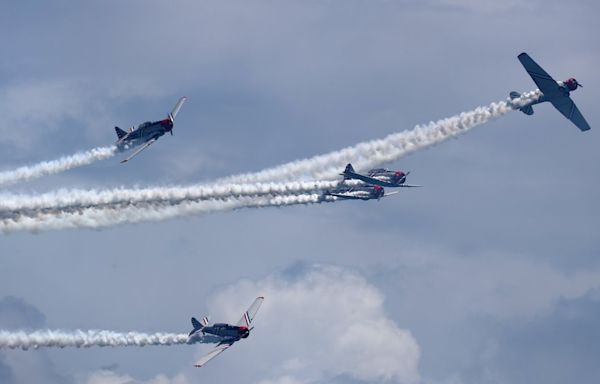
[
  {"x1": 520, "y1": 105, "x2": 534, "y2": 115},
  {"x1": 510, "y1": 91, "x2": 534, "y2": 115}
]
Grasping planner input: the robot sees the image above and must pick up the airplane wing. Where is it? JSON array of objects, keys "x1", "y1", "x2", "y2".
[
  {"x1": 551, "y1": 97, "x2": 591, "y2": 132},
  {"x1": 169, "y1": 96, "x2": 187, "y2": 121},
  {"x1": 518, "y1": 52, "x2": 561, "y2": 99},
  {"x1": 384, "y1": 191, "x2": 401, "y2": 197},
  {"x1": 328, "y1": 193, "x2": 364, "y2": 200},
  {"x1": 120, "y1": 138, "x2": 157, "y2": 163},
  {"x1": 194, "y1": 342, "x2": 233, "y2": 368},
  {"x1": 236, "y1": 296, "x2": 265, "y2": 327}
]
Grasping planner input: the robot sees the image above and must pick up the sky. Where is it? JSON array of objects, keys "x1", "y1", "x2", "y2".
[{"x1": 0, "y1": 0, "x2": 599, "y2": 383}]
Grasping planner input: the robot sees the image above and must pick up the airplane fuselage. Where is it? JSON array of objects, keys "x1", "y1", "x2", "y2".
[
  {"x1": 518, "y1": 78, "x2": 579, "y2": 108},
  {"x1": 343, "y1": 168, "x2": 407, "y2": 187},
  {"x1": 198, "y1": 323, "x2": 249, "y2": 341},
  {"x1": 116, "y1": 118, "x2": 173, "y2": 150},
  {"x1": 365, "y1": 169, "x2": 407, "y2": 187}
]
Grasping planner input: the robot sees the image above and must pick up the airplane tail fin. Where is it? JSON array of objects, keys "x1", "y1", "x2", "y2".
[
  {"x1": 189, "y1": 316, "x2": 210, "y2": 336},
  {"x1": 341, "y1": 163, "x2": 355, "y2": 180},
  {"x1": 168, "y1": 96, "x2": 187, "y2": 122},
  {"x1": 114, "y1": 127, "x2": 127, "y2": 140},
  {"x1": 509, "y1": 92, "x2": 534, "y2": 115}
]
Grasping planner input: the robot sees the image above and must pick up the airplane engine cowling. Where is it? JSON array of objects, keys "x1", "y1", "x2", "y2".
[{"x1": 564, "y1": 78, "x2": 579, "y2": 91}]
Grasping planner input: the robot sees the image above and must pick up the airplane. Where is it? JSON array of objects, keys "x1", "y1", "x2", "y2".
[
  {"x1": 324, "y1": 184, "x2": 398, "y2": 201},
  {"x1": 188, "y1": 296, "x2": 264, "y2": 368},
  {"x1": 340, "y1": 163, "x2": 422, "y2": 188},
  {"x1": 511, "y1": 52, "x2": 590, "y2": 132},
  {"x1": 115, "y1": 96, "x2": 187, "y2": 163}
]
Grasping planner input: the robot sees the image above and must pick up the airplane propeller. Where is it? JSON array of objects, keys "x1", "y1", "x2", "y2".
[{"x1": 168, "y1": 113, "x2": 174, "y2": 135}]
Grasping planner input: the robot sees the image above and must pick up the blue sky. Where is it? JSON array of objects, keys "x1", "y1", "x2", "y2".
[{"x1": 0, "y1": 1, "x2": 599, "y2": 383}]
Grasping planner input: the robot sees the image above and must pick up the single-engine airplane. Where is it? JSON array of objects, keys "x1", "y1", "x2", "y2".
[
  {"x1": 115, "y1": 96, "x2": 187, "y2": 163},
  {"x1": 511, "y1": 52, "x2": 590, "y2": 132},
  {"x1": 340, "y1": 163, "x2": 421, "y2": 188},
  {"x1": 324, "y1": 184, "x2": 397, "y2": 201},
  {"x1": 188, "y1": 296, "x2": 264, "y2": 368}
]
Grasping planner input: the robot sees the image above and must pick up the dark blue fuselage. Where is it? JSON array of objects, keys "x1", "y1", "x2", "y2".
[{"x1": 116, "y1": 118, "x2": 173, "y2": 150}]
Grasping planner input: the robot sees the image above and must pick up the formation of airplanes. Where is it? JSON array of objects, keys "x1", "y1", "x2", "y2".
[
  {"x1": 110, "y1": 52, "x2": 589, "y2": 368},
  {"x1": 323, "y1": 163, "x2": 421, "y2": 201}
]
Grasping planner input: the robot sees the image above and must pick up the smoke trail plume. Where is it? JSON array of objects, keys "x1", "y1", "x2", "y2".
[
  {"x1": 0, "y1": 92, "x2": 537, "y2": 232},
  {"x1": 0, "y1": 329, "x2": 217, "y2": 350},
  {"x1": 0, "y1": 179, "x2": 342, "y2": 214},
  {"x1": 218, "y1": 92, "x2": 540, "y2": 184},
  {"x1": 0, "y1": 146, "x2": 117, "y2": 187},
  {"x1": 0, "y1": 194, "x2": 328, "y2": 233}
]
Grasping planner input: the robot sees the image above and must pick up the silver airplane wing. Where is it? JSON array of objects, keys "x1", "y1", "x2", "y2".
[
  {"x1": 169, "y1": 96, "x2": 187, "y2": 122},
  {"x1": 518, "y1": 52, "x2": 561, "y2": 99},
  {"x1": 194, "y1": 342, "x2": 233, "y2": 368},
  {"x1": 328, "y1": 193, "x2": 367, "y2": 200},
  {"x1": 120, "y1": 138, "x2": 157, "y2": 163},
  {"x1": 551, "y1": 97, "x2": 591, "y2": 132},
  {"x1": 236, "y1": 296, "x2": 265, "y2": 327}
]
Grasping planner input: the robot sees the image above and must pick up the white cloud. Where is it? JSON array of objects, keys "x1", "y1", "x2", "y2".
[{"x1": 206, "y1": 264, "x2": 421, "y2": 383}]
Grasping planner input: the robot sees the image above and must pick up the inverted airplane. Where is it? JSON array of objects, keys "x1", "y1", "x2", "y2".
[
  {"x1": 188, "y1": 296, "x2": 264, "y2": 368},
  {"x1": 512, "y1": 52, "x2": 590, "y2": 132},
  {"x1": 115, "y1": 96, "x2": 187, "y2": 163},
  {"x1": 340, "y1": 163, "x2": 421, "y2": 188},
  {"x1": 324, "y1": 184, "x2": 397, "y2": 201}
]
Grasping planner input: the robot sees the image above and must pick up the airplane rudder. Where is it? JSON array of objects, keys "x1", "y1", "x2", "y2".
[{"x1": 191, "y1": 317, "x2": 202, "y2": 330}]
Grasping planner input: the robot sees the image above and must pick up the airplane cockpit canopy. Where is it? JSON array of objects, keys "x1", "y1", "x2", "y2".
[{"x1": 138, "y1": 121, "x2": 153, "y2": 129}]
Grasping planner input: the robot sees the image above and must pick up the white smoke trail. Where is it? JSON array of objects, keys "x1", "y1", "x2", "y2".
[
  {"x1": 0, "y1": 329, "x2": 217, "y2": 350},
  {"x1": 0, "y1": 179, "x2": 342, "y2": 214},
  {"x1": 0, "y1": 92, "x2": 537, "y2": 232},
  {"x1": 218, "y1": 91, "x2": 540, "y2": 184},
  {"x1": 0, "y1": 145, "x2": 117, "y2": 187},
  {"x1": 0, "y1": 194, "x2": 327, "y2": 233},
  {"x1": 0, "y1": 92, "x2": 537, "y2": 217}
]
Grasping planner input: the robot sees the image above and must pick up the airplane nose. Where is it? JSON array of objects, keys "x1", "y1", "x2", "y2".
[
  {"x1": 395, "y1": 171, "x2": 406, "y2": 183},
  {"x1": 565, "y1": 78, "x2": 580, "y2": 91}
]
